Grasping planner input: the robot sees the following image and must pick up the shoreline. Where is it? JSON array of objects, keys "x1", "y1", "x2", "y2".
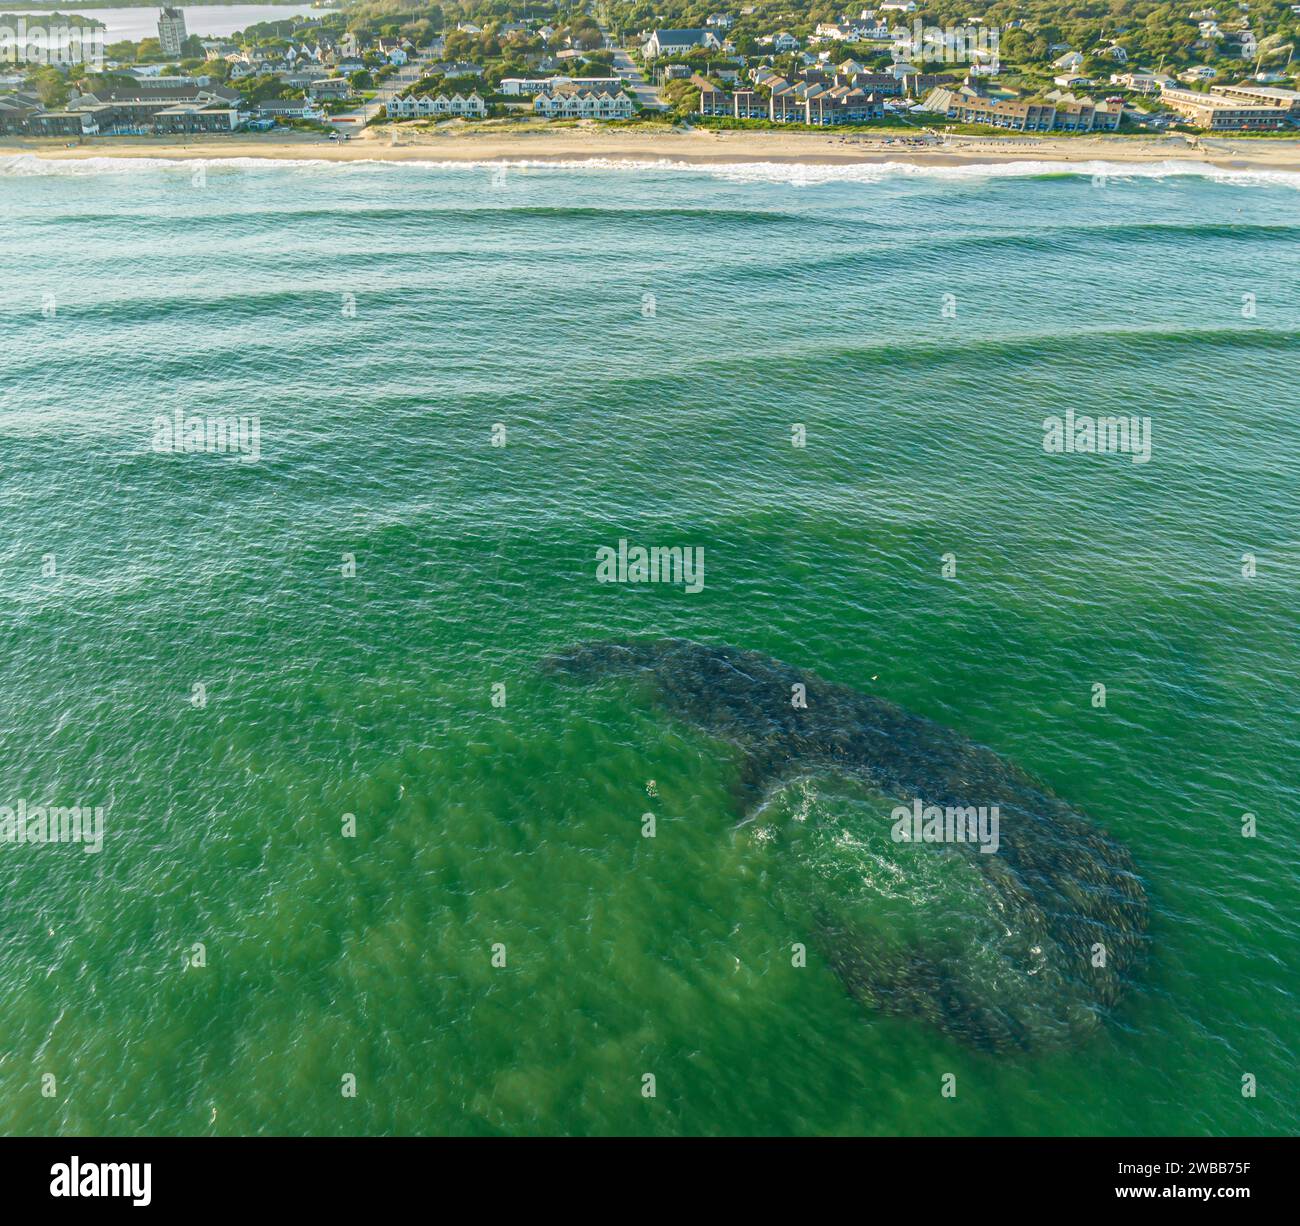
[{"x1": 6, "y1": 126, "x2": 1300, "y2": 172}]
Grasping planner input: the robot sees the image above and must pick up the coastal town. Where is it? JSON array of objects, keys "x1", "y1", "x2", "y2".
[{"x1": 0, "y1": 2, "x2": 1299, "y2": 141}]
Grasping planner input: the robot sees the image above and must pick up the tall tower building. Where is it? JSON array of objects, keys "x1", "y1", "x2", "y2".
[{"x1": 158, "y1": 7, "x2": 187, "y2": 58}]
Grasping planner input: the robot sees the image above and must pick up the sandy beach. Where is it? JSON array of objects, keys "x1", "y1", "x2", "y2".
[{"x1": 6, "y1": 123, "x2": 1300, "y2": 172}]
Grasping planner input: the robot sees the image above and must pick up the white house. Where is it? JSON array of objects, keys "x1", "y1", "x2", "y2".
[
  {"x1": 501, "y1": 75, "x2": 622, "y2": 95},
  {"x1": 818, "y1": 19, "x2": 890, "y2": 42},
  {"x1": 500, "y1": 77, "x2": 552, "y2": 95},
  {"x1": 256, "y1": 99, "x2": 325, "y2": 121},
  {"x1": 1053, "y1": 51, "x2": 1084, "y2": 70},
  {"x1": 642, "y1": 29, "x2": 720, "y2": 58},
  {"x1": 1111, "y1": 69, "x2": 1162, "y2": 92}
]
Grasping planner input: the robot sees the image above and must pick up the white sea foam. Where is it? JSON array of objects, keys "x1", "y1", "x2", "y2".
[
  {"x1": 0, "y1": 154, "x2": 338, "y2": 176},
  {"x1": 685, "y1": 155, "x2": 1300, "y2": 191},
  {"x1": 2, "y1": 151, "x2": 1298, "y2": 190}
]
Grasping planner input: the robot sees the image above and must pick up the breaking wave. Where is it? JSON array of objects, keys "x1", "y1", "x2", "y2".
[{"x1": 2, "y1": 151, "x2": 1299, "y2": 191}]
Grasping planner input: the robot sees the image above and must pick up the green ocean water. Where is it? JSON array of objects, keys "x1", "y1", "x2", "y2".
[{"x1": 0, "y1": 153, "x2": 1297, "y2": 1135}]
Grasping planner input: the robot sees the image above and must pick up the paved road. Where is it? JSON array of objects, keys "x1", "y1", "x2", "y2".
[
  {"x1": 328, "y1": 54, "x2": 436, "y2": 129},
  {"x1": 594, "y1": 16, "x2": 668, "y2": 113},
  {"x1": 608, "y1": 44, "x2": 667, "y2": 112}
]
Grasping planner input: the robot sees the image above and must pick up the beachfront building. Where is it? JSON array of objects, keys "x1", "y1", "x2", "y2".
[
  {"x1": 693, "y1": 76, "x2": 731, "y2": 117},
  {"x1": 307, "y1": 78, "x2": 352, "y2": 102},
  {"x1": 153, "y1": 103, "x2": 243, "y2": 134},
  {"x1": 254, "y1": 99, "x2": 325, "y2": 121},
  {"x1": 746, "y1": 65, "x2": 943, "y2": 125},
  {"x1": 0, "y1": 96, "x2": 41, "y2": 135},
  {"x1": 805, "y1": 86, "x2": 885, "y2": 123},
  {"x1": 158, "y1": 8, "x2": 187, "y2": 59},
  {"x1": 921, "y1": 86, "x2": 1123, "y2": 132},
  {"x1": 768, "y1": 77, "x2": 813, "y2": 122},
  {"x1": 1158, "y1": 84, "x2": 1291, "y2": 128},
  {"x1": 1210, "y1": 83, "x2": 1300, "y2": 116},
  {"x1": 10, "y1": 79, "x2": 247, "y2": 136},
  {"x1": 26, "y1": 110, "x2": 100, "y2": 136},
  {"x1": 641, "y1": 29, "x2": 721, "y2": 59},
  {"x1": 1044, "y1": 90, "x2": 1123, "y2": 131},
  {"x1": 764, "y1": 74, "x2": 887, "y2": 124},
  {"x1": 386, "y1": 92, "x2": 487, "y2": 119},
  {"x1": 532, "y1": 87, "x2": 634, "y2": 120},
  {"x1": 923, "y1": 89, "x2": 1056, "y2": 129}
]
